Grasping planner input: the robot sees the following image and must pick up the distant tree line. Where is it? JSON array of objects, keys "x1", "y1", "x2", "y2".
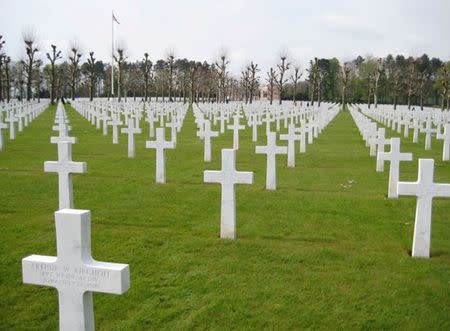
[{"x1": 0, "y1": 34, "x2": 449, "y2": 109}]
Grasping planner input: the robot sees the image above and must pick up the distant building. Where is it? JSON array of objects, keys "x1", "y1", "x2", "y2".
[{"x1": 259, "y1": 84, "x2": 280, "y2": 101}]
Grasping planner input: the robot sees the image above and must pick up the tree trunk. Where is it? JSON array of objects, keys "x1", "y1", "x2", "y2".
[{"x1": 5, "y1": 65, "x2": 10, "y2": 102}]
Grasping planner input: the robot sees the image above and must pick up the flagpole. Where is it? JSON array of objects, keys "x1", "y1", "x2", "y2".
[{"x1": 111, "y1": 11, "x2": 114, "y2": 98}]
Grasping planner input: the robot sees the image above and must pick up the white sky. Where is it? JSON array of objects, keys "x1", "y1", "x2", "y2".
[{"x1": 0, "y1": 0, "x2": 449, "y2": 75}]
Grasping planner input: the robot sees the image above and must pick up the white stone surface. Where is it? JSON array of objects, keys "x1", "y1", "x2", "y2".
[
  {"x1": 121, "y1": 118, "x2": 141, "y2": 158},
  {"x1": 437, "y1": 123, "x2": 450, "y2": 161},
  {"x1": 227, "y1": 114, "x2": 245, "y2": 150},
  {"x1": 295, "y1": 125, "x2": 307, "y2": 153},
  {"x1": 108, "y1": 114, "x2": 123, "y2": 144},
  {"x1": 6, "y1": 110, "x2": 17, "y2": 140},
  {"x1": 377, "y1": 138, "x2": 412, "y2": 198},
  {"x1": 145, "y1": 127, "x2": 175, "y2": 183},
  {"x1": 280, "y1": 124, "x2": 299, "y2": 167},
  {"x1": 420, "y1": 118, "x2": 437, "y2": 150},
  {"x1": 197, "y1": 120, "x2": 219, "y2": 162},
  {"x1": 204, "y1": 149, "x2": 253, "y2": 239},
  {"x1": 255, "y1": 132, "x2": 287, "y2": 190},
  {"x1": 0, "y1": 117, "x2": 8, "y2": 151},
  {"x1": 22, "y1": 209, "x2": 130, "y2": 331},
  {"x1": 397, "y1": 159, "x2": 450, "y2": 258},
  {"x1": 44, "y1": 141, "x2": 87, "y2": 210}
]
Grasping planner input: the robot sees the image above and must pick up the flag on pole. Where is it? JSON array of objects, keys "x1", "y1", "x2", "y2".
[{"x1": 112, "y1": 12, "x2": 120, "y2": 24}]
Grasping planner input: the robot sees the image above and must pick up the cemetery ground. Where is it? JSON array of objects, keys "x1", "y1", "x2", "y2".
[{"x1": 1, "y1": 104, "x2": 449, "y2": 330}]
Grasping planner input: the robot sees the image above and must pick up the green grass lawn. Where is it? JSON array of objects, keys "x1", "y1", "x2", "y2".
[{"x1": 1, "y1": 103, "x2": 449, "y2": 330}]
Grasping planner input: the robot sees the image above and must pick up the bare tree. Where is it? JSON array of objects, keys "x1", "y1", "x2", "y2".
[
  {"x1": 142, "y1": 52, "x2": 153, "y2": 101},
  {"x1": 46, "y1": 44, "x2": 62, "y2": 104},
  {"x1": 0, "y1": 35, "x2": 5, "y2": 101},
  {"x1": 405, "y1": 57, "x2": 416, "y2": 110},
  {"x1": 189, "y1": 61, "x2": 201, "y2": 103},
  {"x1": 22, "y1": 31, "x2": 39, "y2": 101},
  {"x1": 166, "y1": 51, "x2": 175, "y2": 102},
  {"x1": 276, "y1": 52, "x2": 290, "y2": 105},
  {"x1": 247, "y1": 62, "x2": 260, "y2": 104},
  {"x1": 240, "y1": 68, "x2": 250, "y2": 103},
  {"x1": 4, "y1": 55, "x2": 11, "y2": 102},
  {"x1": 391, "y1": 68, "x2": 402, "y2": 110},
  {"x1": 113, "y1": 46, "x2": 127, "y2": 102},
  {"x1": 339, "y1": 61, "x2": 352, "y2": 107},
  {"x1": 86, "y1": 52, "x2": 97, "y2": 101},
  {"x1": 373, "y1": 58, "x2": 383, "y2": 108},
  {"x1": 34, "y1": 59, "x2": 42, "y2": 102},
  {"x1": 317, "y1": 68, "x2": 327, "y2": 106},
  {"x1": 290, "y1": 66, "x2": 302, "y2": 102},
  {"x1": 266, "y1": 67, "x2": 278, "y2": 105},
  {"x1": 416, "y1": 70, "x2": 430, "y2": 110},
  {"x1": 215, "y1": 49, "x2": 229, "y2": 102},
  {"x1": 68, "y1": 45, "x2": 82, "y2": 100}
]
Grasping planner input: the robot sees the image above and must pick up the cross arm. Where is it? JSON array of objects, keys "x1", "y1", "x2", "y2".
[
  {"x1": 204, "y1": 170, "x2": 223, "y2": 184},
  {"x1": 433, "y1": 183, "x2": 450, "y2": 198},
  {"x1": 397, "y1": 182, "x2": 419, "y2": 197},
  {"x1": 51, "y1": 136, "x2": 77, "y2": 144},
  {"x1": 22, "y1": 255, "x2": 58, "y2": 287},
  {"x1": 83, "y1": 260, "x2": 130, "y2": 294},
  {"x1": 235, "y1": 171, "x2": 253, "y2": 185}
]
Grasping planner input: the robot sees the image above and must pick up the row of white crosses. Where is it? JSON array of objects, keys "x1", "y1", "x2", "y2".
[
  {"x1": 0, "y1": 99, "x2": 50, "y2": 151},
  {"x1": 360, "y1": 104, "x2": 450, "y2": 161},
  {"x1": 72, "y1": 100, "x2": 188, "y2": 183},
  {"x1": 350, "y1": 106, "x2": 416, "y2": 198},
  {"x1": 23, "y1": 101, "x2": 130, "y2": 331},
  {"x1": 194, "y1": 102, "x2": 340, "y2": 164},
  {"x1": 349, "y1": 104, "x2": 450, "y2": 258},
  {"x1": 198, "y1": 103, "x2": 340, "y2": 239},
  {"x1": 194, "y1": 102, "x2": 340, "y2": 174}
]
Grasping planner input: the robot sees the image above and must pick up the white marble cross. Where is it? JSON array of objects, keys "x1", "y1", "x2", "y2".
[
  {"x1": 227, "y1": 114, "x2": 245, "y2": 149},
  {"x1": 121, "y1": 118, "x2": 142, "y2": 158},
  {"x1": 218, "y1": 111, "x2": 227, "y2": 134},
  {"x1": 145, "y1": 111, "x2": 156, "y2": 138},
  {"x1": 370, "y1": 128, "x2": 389, "y2": 157},
  {"x1": 437, "y1": 123, "x2": 450, "y2": 161},
  {"x1": 420, "y1": 117, "x2": 437, "y2": 150},
  {"x1": 295, "y1": 124, "x2": 308, "y2": 153},
  {"x1": 397, "y1": 159, "x2": 450, "y2": 258},
  {"x1": 248, "y1": 115, "x2": 259, "y2": 142},
  {"x1": 166, "y1": 120, "x2": 178, "y2": 145},
  {"x1": 402, "y1": 117, "x2": 411, "y2": 138},
  {"x1": 280, "y1": 124, "x2": 299, "y2": 167},
  {"x1": 197, "y1": 120, "x2": 219, "y2": 162},
  {"x1": 204, "y1": 149, "x2": 253, "y2": 239},
  {"x1": 44, "y1": 142, "x2": 87, "y2": 209},
  {"x1": 100, "y1": 111, "x2": 110, "y2": 136},
  {"x1": 107, "y1": 114, "x2": 123, "y2": 144},
  {"x1": 53, "y1": 121, "x2": 72, "y2": 138},
  {"x1": 377, "y1": 138, "x2": 412, "y2": 198},
  {"x1": 255, "y1": 132, "x2": 287, "y2": 190},
  {"x1": 0, "y1": 117, "x2": 8, "y2": 151},
  {"x1": 410, "y1": 118, "x2": 421, "y2": 143},
  {"x1": 6, "y1": 110, "x2": 17, "y2": 140},
  {"x1": 145, "y1": 128, "x2": 175, "y2": 183},
  {"x1": 22, "y1": 209, "x2": 130, "y2": 331}
]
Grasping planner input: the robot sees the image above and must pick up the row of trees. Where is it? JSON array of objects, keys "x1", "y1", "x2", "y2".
[{"x1": 1, "y1": 34, "x2": 449, "y2": 109}]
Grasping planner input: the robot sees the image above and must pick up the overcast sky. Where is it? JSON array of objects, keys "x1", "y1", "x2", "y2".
[{"x1": 1, "y1": 0, "x2": 449, "y2": 75}]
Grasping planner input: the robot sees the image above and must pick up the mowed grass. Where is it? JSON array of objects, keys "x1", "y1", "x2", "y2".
[{"x1": 0, "y1": 103, "x2": 449, "y2": 330}]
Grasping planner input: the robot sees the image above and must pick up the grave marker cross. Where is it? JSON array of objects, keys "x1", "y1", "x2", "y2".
[
  {"x1": 22, "y1": 209, "x2": 130, "y2": 331},
  {"x1": 204, "y1": 149, "x2": 253, "y2": 239},
  {"x1": 397, "y1": 159, "x2": 450, "y2": 258}
]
